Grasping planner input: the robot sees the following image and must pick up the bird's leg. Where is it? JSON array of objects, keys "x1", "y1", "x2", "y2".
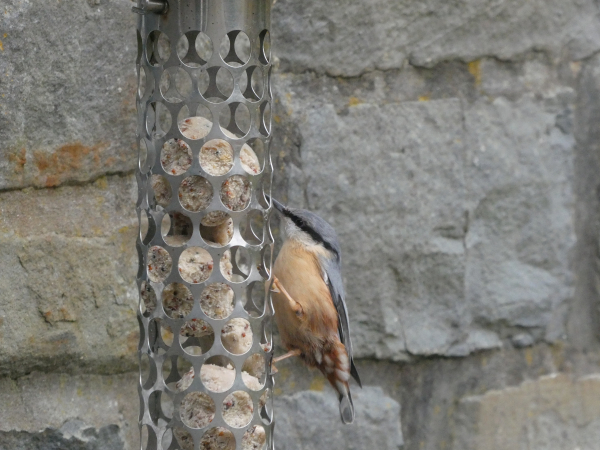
[
  {"x1": 271, "y1": 277, "x2": 304, "y2": 316},
  {"x1": 273, "y1": 349, "x2": 302, "y2": 363}
]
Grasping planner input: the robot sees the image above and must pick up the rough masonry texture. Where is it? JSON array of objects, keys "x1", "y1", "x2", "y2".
[{"x1": 1, "y1": 0, "x2": 600, "y2": 449}]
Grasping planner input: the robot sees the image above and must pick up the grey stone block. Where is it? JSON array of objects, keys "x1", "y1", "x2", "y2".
[
  {"x1": 274, "y1": 386, "x2": 403, "y2": 450},
  {"x1": 0, "y1": 0, "x2": 137, "y2": 190},
  {"x1": 272, "y1": 0, "x2": 600, "y2": 76},
  {"x1": 281, "y1": 90, "x2": 576, "y2": 358}
]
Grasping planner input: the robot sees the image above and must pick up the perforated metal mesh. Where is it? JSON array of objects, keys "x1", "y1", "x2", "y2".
[{"x1": 135, "y1": 1, "x2": 274, "y2": 449}]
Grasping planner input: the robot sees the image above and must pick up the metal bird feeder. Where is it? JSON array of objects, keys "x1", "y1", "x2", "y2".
[{"x1": 134, "y1": 0, "x2": 275, "y2": 448}]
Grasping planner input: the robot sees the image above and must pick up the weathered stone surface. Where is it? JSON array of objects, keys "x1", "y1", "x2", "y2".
[
  {"x1": 0, "y1": 372, "x2": 138, "y2": 450},
  {"x1": 272, "y1": 0, "x2": 600, "y2": 76},
  {"x1": 275, "y1": 386, "x2": 403, "y2": 450},
  {"x1": 0, "y1": 174, "x2": 138, "y2": 376},
  {"x1": 278, "y1": 78, "x2": 576, "y2": 358},
  {"x1": 452, "y1": 373, "x2": 600, "y2": 450},
  {"x1": 0, "y1": 424, "x2": 124, "y2": 450},
  {"x1": 0, "y1": 0, "x2": 137, "y2": 190}
]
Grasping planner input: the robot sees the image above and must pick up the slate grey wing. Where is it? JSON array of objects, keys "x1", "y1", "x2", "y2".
[{"x1": 325, "y1": 262, "x2": 362, "y2": 387}]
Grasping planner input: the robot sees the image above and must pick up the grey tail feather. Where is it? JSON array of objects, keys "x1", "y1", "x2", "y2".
[
  {"x1": 350, "y1": 359, "x2": 362, "y2": 388},
  {"x1": 339, "y1": 390, "x2": 355, "y2": 424}
]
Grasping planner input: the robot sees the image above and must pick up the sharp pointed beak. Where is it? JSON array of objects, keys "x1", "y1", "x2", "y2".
[{"x1": 266, "y1": 195, "x2": 287, "y2": 214}]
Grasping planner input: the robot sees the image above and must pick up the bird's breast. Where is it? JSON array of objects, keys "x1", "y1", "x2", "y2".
[{"x1": 272, "y1": 241, "x2": 338, "y2": 349}]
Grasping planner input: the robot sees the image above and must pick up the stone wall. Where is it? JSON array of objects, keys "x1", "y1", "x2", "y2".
[{"x1": 1, "y1": 0, "x2": 600, "y2": 449}]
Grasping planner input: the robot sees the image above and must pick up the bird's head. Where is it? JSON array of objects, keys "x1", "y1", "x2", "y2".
[{"x1": 269, "y1": 196, "x2": 341, "y2": 259}]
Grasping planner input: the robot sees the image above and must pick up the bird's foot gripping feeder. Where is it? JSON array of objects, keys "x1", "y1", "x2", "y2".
[{"x1": 135, "y1": 1, "x2": 274, "y2": 448}]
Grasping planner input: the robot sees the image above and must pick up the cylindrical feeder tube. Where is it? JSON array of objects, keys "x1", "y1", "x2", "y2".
[{"x1": 135, "y1": 1, "x2": 274, "y2": 448}]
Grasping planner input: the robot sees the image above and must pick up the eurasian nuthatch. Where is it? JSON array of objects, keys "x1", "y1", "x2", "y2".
[{"x1": 269, "y1": 197, "x2": 361, "y2": 424}]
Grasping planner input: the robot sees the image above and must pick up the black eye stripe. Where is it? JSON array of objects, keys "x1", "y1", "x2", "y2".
[{"x1": 289, "y1": 214, "x2": 336, "y2": 255}]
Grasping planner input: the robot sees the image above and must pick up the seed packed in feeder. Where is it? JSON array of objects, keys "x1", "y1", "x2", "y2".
[
  {"x1": 147, "y1": 246, "x2": 172, "y2": 282},
  {"x1": 200, "y1": 283, "x2": 234, "y2": 319},
  {"x1": 201, "y1": 211, "x2": 234, "y2": 247},
  {"x1": 177, "y1": 365, "x2": 263, "y2": 393},
  {"x1": 200, "y1": 428, "x2": 235, "y2": 450},
  {"x1": 179, "y1": 175, "x2": 213, "y2": 211},
  {"x1": 180, "y1": 116, "x2": 211, "y2": 140},
  {"x1": 240, "y1": 145, "x2": 260, "y2": 175},
  {"x1": 200, "y1": 139, "x2": 234, "y2": 176},
  {"x1": 242, "y1": 425, "x2": 266, "y2": 450},
  {"x1": 140, "y1": 281, "x2": 157, "y2": 315},
  {"x1": 173, "y1": 429, "x2": 194, "y2": 450},
  {"x1": 161, "y1": 139, "x2": 192, "y2": 175},
  {"x1": 221, "y1": 318, "x2": 253, "y2": 355},
  {"x1": 179, "y1": 247, "x2": 213, "y2": 284},
  {"x1": 223, "y1": 391, "x2": 254, "y2": 428},
  {"x1": 221, "y1": 175, "x2": 251, "y2": 211},
  {"x1": 242, "y1": 354, "x2": 265, "y2": 387},
  {"x1": 180, "y1": 318, "x2": 212, "y2": 337},
  {"x1": 151, "y1": 174, "x2": 171, "y2": 207},
  {"x1": 221, "y1": 249, "x2": 234, "y2": 281},
  {"x1": 162, "y1": 283, "x2": 193, "y2": 318},
  {"x1": 180, "y1": 391, "x2": 215, "y2": 428}
]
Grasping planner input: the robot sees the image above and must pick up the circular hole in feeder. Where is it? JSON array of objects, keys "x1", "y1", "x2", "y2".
[
  {"x1": 200, "y1": 139, "x2": 233, "y2": 176},
  {"x1": 259, "y1": 30, "x2": 270, "y2": 65},
  {"x1": 177, "y1": 105, "x2": 213, "y2": 140},
  {"x1": 260, "y1": 245, "x2": 273, "y2": 280},
  {"x1": 200, "y1": 282, "x2": 234, "y2": 319},
  {"x1": 197, "y1": 69, "x2": 210, "y2": 97},
  {"x1": 222, "y1": 318, "x2": 253, "y2": 355},
  {"x1": 223, "y1": 391, "x2": 254, "y2": 428},
  {"x1": 148, "y1": 390, "x2": 171, "y2": 425},
  {"x1": 140, "y1": 424, "x2": 155, "y2": 450},
  {"x1": 139, "y1": 211, "x2": 151, "y2": 244},
  {"x1": 220, "y1": 175, "x2": 251, "y2": 211},
  {"x1": 179, "y1": 176, "x2": 213, "y2": 212},
  {"x1": 161, "y1": 212, "x2": 192, "y2": 247},
  {"x1": 200, "y1": 211, "x2": 233, "y2": 247},
  {"x1": 160, "y1": 67, "x2": 192, "y2": 103},
  {"x1": 140, "y1": 353, "x2": 151, "y2": 388},
  {"x1": 200, "y1": 427, "x2": 235, "y2": 450},
  {"x1": 242, "y1": 353, "x2": 266, "y2": 391},
  {"x1": 136, "y1": 30, "x2": 143, "y2": 64},
  {"x1": 243, "y1": 139, "x2": 265, "y2": 175},
  {"x1": 179, "y1": 247, "x2": 213, "y2": 284},
  {"x1": 219, "y1": 103, "x2": 251, "y2": 137},
  {"x1": 259, "y1": 388, "x2": 272, "y2": 424},
  {"x1": 240, "y1": 66, "x2": 264, "y2": 102},
  {"x1": 259, "y1": 101, "x2": 271, "y2": 136},
  {"x1": 151, "y1": 174, "x2": 172, "y2": 208},
  {"x1": 243, "y1": 425, "x2": 266, "y2": 450},
  {"x1": 160, "y1": 139, "x2": 192, "y2": 176},
  {"x1": 140, "y1": 281, "x2": 157, "y2": 317},
  {"x1": 220, "y1": 30, "x2": 251, "y2": 67},
  {"x1": 147, "y1": 101, "x2": 172, "y2": 138},
  {"x1": 177, "y1": 31, "x2": 213, "y2": 67},
  {"x1": 244, "y1": 281, "x2": 266, "y2": 318},
  {"x1": 162, "y1": 282, "x2": 193, "y2": 319},
  {"x1": 173, "y1": 427, "x2": 193, "y2": 450},
  {"x1": 138, "y1": 66, "x2": 147, "y2": 98},
  {"x1": 147, "y1": 30, "x2": 171, "y2": 66},
  {"x1": 200, "y1": 356, "x2": 236, "y2": 393},
  {"x1": 160, "y1": 428, "x2": 174, "y2": 450},
  {"x1": 180, "y1": 391, "x2": 216, "y2": 429},
  {"x1": 162, "y1": 355, "x2": 193, "y2": 391},
  {"x1": 147, "y1": 246, "x2": 172, "y2": 282},
  {"x1": 204, "y1": 67, "x2": 233, "y2": 103},
  {"x1": 181, "y1": 319, "x2": 214, "y2": 356},
  {"x1": 220, "y1": 247, "x2": 251, "y2": 282},
  {"x1": 240, "y1": 210, "x2": 264, "y2": 245},
  {"x1": 138, "y1": 139, "x2": 148, "y2": 172}
]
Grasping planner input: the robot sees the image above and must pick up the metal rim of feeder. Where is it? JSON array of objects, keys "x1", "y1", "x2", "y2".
[{"x1": 134, "y1": 1, "x2": 275, "y2": 449}]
